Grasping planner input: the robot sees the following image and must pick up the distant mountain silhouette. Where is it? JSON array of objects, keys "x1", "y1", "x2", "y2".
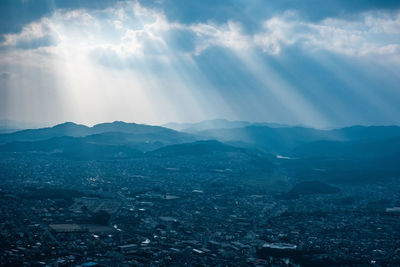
[
  {"x1": 0, "y1": 121, "x2": 196, "y2": 146},
  {"x1": 0, "y1": 122, "x2": 91, "y2": 143},
  {"x1": 163, "y1": 119, "x2": 287, "y2": 132},
  {"x1": 195, "y1": 125, "x2": 400, "y2": 154},
  {"x1": 0, "y1": 121, "x2": 200, "y2": 159},
  {"x1": 1, "y1": 121, "x2": 400, "y2": 183},
  {"x1": 1, "y1": 121, "x2": 400, "y2": 160},
  {"x1": 91, "y1": 121, "x2": 179, "y2": 135},
  {"x1": 195, "y1": 126, "x2": 337, "y2": 154}
]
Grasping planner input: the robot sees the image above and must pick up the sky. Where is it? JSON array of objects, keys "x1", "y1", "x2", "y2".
[{"x1": 0, "y1": 0, "x2": 400, "y2": 128}]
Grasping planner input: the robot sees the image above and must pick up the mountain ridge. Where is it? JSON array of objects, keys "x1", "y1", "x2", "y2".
[{"x1": 0, "y1": 121, "x2": 196, "y2": 145}]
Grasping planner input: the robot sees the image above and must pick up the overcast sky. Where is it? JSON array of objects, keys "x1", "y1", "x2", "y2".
[{"x1": 1, "y1": 0, "x2": 400, "y2": 128}]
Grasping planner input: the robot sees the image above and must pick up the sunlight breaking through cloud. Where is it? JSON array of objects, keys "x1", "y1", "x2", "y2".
[{"x1": 0, "y1": 1, "x2": 399, "y2": 127}]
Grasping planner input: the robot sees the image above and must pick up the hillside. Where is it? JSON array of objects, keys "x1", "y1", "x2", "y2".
[
  {"x1": 291, "y1": 136, "x2": 400, "y2": 159},
  {"x1": 0, "y1": 121, "x2": 197, "y2": 146},
  {"x1": 147, "y1": 140, "x2": 249, "y2": 157},
  {"x1": 195, "y1": 125, "x2": 400, "y2": 154},
  {"x1": 0, "y1": 136, "x2": 143, "y2": 160},
  {"x1": 163, "y1": 119, "x2": 287, "y2": 133}
]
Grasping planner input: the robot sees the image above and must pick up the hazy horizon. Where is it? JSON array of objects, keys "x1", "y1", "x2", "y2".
[{"x1": 3, "y1": 117, "x2": 400, "y2": 132}]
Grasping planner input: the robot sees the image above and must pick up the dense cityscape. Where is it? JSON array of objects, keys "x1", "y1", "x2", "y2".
[{"x1": 1, "y1": 141, "x2": 400, "y2": 266}]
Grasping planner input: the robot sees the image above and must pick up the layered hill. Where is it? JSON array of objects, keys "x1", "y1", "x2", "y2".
[
  {"x1": 0, "y1": 136, "x2": 143, "y2": 160},
  {"x1": 148, "y1": 140, "x2": 250, "y2": 157},
  {"x1": 0, "y1": 121, "x2": 201, "y2": 159},
  {"x1": 194, "y1": 125, "x2": 400, "y2": 154},
  {"x1": 0, "y1": 121, "x2": 196, "y2": 147},
  {"x1": 292, "y1": 136, "x2": 400, "y2": 159},
  {"x1": 1, "y1": 121, "x2": 400, "y2": 184},
  {"x1": 163, "y1": 119, "x2": 287, "y2": 133}
]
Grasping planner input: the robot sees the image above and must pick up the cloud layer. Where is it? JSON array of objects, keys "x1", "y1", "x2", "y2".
[
  {"x1": 0, "y1": 1, "x2": 399, "y2": 127},
  {"x1": 2, "y1": 2, "x2": 399, "y2": 61}
]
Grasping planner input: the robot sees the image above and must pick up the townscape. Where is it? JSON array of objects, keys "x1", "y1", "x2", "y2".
[{"x1": 1, "y1": 133, "x2": 400, "y2": 266}]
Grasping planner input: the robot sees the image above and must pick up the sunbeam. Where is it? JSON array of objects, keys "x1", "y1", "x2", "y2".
[{"x1": 0, "y1": 0, "x2": 399, "y2": 127}]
